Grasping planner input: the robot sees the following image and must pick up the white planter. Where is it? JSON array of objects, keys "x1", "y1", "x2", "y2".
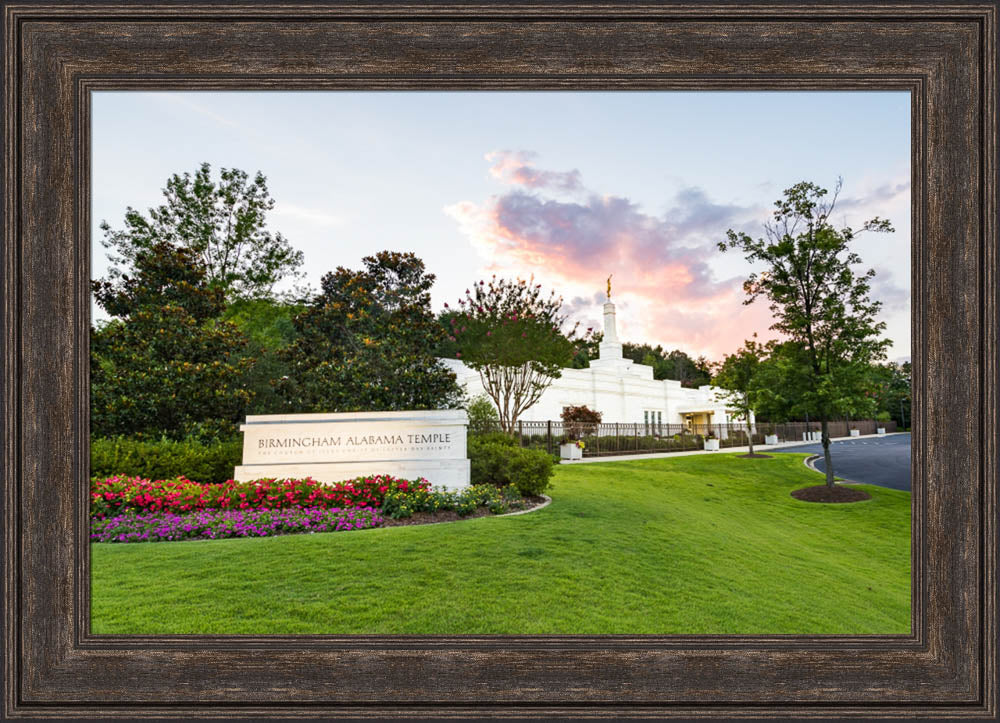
[
  {"x1": 764, "y1": 434, "x2": 779, "y2": 446},
  {"x1": 560, "y1": 443, "x2": 583, "y2": 460},
  {"x1": 703, "y1": 438, "x2": 720, "y2": 451},
  {"x1": 849, "y1": 429, "x2": 860, "y2": 437},
  {"x1": 877, "y1": 427, "x2": 886, "y2": 435}
]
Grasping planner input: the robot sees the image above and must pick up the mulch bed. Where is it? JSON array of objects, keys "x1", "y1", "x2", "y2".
[
  {"x1": 790, "y1": 485, "x2": 872, "y2": 503},
  {"x1": 377, "y1": 496, "x2": 549, "y2": 528},
  {"x1": 737, "y1": 453, "x2": 772, "y2": 459}
]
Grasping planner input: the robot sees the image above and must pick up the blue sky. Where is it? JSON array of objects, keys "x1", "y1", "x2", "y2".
[{"x1": 92, "y1": 91, "x2": 911, "y2": 361}]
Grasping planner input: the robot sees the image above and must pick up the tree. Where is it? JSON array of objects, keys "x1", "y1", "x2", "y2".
[
  {"x1": 98, "y1": 162, "x2": 304, "y2": 302},
  {"x1": 622, "y1": 343, "x2": 714, "y2": 386},
  {"x1": 712, "y1": 336, "x2": 768, "y2": 457},
  {"x1": 449, "y1": 276, "x2": 579, "y2": 433},
  {"x1": 719, "y1": 179, "x2": 893, "y2": 487},
  {"x1": 90, "y1": 241, "x2": 254, "y2": 440},
  {"x1": 276, "y1": 251, "x2": 463, "y2": 412}
]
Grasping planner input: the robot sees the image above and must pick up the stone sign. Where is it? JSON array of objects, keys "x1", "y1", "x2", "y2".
[{"x1": 233, "y1": 409, "x2": 470, "y2": 490}]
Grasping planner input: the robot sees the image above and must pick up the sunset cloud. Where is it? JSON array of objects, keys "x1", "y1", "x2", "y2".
[{"x1": 446, "y1": 152, "x2": 771, "y2": 358}]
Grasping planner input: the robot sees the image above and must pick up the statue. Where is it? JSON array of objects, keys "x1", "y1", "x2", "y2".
[{"x1": 606, "y1": 274, "x2": 613, "y2": 300}]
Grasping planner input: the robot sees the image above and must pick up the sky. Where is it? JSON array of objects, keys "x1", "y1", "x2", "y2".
[{"x1": 91, "y1": 91, "x2": 911, "y2": 362}]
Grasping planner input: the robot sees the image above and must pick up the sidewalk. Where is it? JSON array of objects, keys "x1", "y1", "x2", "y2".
[{"x1": 560, "y1": 432, "x2": 906, "y2": 464}]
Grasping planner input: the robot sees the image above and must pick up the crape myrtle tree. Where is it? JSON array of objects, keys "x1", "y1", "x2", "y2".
[
  {"x1": 90, "y1": 241, "x2": 253, "y2": 440},
  {"x1": 711, "y1": 335, "x2": 768, "y2": 457},
  {"x1": 719, "y1": 179, "x2": 892, "y2": 488},
  {"x1": 99, "y1": 162, "x2": 304, "y2": 302},
  {"x1": 276, "y1": 251, "x2": 463, "y2": 412},
  {"x1": 447, "y1": 276, "x2": 580, "y2": 433}
]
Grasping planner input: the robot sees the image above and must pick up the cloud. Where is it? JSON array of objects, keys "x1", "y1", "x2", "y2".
[
  {"x1": 486, "y1": 150, "x2": 583, "y2": 194},
  {"x1": 869, "y1": 267, "x2": 909, "y2": 313},
  {"x1": 446, "y1": 151, "x2": 770, "y2": 358},
  {"x1": 446, "y1": 153, "x2": 909, "y2": 360},
  {"x1": 271, "y1": 203, "x2": 344, "y2": 228}
]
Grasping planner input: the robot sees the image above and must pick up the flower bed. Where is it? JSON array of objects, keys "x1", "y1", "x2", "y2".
[
  {"x1": 91, "y1": 506, "x2": 383, "y2": 543},
  {"x1": 90, "y1": 474, "x2": 428, "y2": 518},
  {"x1": 90, "y1": 474, "x2": 536, "y2": 543}
]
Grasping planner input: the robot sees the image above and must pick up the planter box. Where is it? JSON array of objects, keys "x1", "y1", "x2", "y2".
[
  {"x1": 877, "y1": 427, "x2": 886, "y2": 436},
  {"x1": 764, "y1": 434, "x2": 779, "y2": 446},
  {"x1": 560, "y1": 443, "x2": 583, "y2": 461},
  {"x1": 849, "y1": 429, "x2": 860, "y2": 437},
  {"x1": 703, "y1": 438, "x2": 720, "y2": 451}
]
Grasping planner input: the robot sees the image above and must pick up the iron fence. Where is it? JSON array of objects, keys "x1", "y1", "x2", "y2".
[{"x1": 471, "y1": 418, "x2": 898, "y2": 458}]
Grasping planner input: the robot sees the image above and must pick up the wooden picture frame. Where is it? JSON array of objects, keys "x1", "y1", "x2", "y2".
[{"x1": 2, "y1": 1, "x2": 996, "y2": 718}]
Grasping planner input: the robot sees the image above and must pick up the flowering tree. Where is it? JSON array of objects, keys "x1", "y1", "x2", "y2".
[{"x1": 448, "y1": 277, "x2": 580, "y2": 433}]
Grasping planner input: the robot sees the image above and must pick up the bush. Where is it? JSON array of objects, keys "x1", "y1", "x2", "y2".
[
  {"x1": 90, "y1": 436, "x2": 243, "y2": 485},
  {"x1": 380, "y1": 483, "x2": 525, "y2": 519},
  {"x1": 468, "y1": 440, "x2": 553, "y2": 496},
  {"x1": 466, "y1": 393, "x2": 500, "y2": 434},
  {"x1": 505, "y1": 447, "x2": 555, "y2": 496},
  {"x1": 561, "y1": 405, "x2": 602, "y2": 440}
]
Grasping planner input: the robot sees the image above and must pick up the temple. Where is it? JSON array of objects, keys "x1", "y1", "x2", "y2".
[{"x1": 441, "y1": 293, "x2": 740, "y2": 429}]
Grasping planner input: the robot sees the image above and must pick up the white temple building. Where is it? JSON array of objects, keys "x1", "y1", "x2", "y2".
[{"x1": 441, "y1": 294, "x2": 742, "y2": 429}]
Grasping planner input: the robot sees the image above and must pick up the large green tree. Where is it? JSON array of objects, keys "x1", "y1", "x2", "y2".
[
  {"x1": 448, "y1": 277, "x2": 579, "y2": 433},
  {"x1": 719, "y1": 179, "x2": 892, "y2": 488},
  {"x1": 276, "y1": 251, "x2": 463, "y2": 412},
  {"x1": 99, "y1": 162, "x2": 304, "y2": 302},
  {"x1": 622, "y1": 343, "x2": 714, "y2": 387},
  {"x1": 90, "y1": 241, "x2": 254, "y2": 440},
  {"x1": 711, "y1": 336, "x2": 768, "y2": 457}
]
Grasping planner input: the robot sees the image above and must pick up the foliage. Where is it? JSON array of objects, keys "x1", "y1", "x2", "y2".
[
  {"x1": 560, "y1": 405, "x2": 603, "y2": 440},
  {"x1": 276, "y1": 251, "x2": 463, "y2": 412},
  {"x1": 447, "y1": 276, "x2": 579, "y2": 432},
  {"x1": 468, "y1": 440, "x2": 554, "y2": 496},
  {"x1": 379, "y1": 483, "x2": 526, "y2": 519},
  {"x1": 867, "y1": 360, "x2": 912, "y2": 428},
  {"x1": 91, "y1": 506, "x2": 383, "y2": 544},
  {"x1": 466, "y1": 394, "x2": 501, "y2": 434},
  {"x1": 719, "y1": 179, "x2": 893, "y2": 486},
  {"x1": 711, "y1": 335, "x2": 769, "y2": 456},
  {"x1": 91, "y1": 436, "x2": 243, "y2": 486},
  {"x1": 90, "y1": 240, "x2": 255, "y2": 440},
  {"x1": 90, "y1": 474, "x2": 429, "y2": 519},
  {"x1": 622, "y1": 343, "x2": 714, "y2": 387},
  {"x1": 98, "y1": 162, "x2": 304, "y2": 302}
]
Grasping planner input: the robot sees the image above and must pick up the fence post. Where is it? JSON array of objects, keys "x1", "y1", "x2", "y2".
[
  {"x1": 547, "y1": 420, "x2": 552, "y2": 455},
  {"x1": 616, "y1": 422, "x2": 620, "y2": 453}
]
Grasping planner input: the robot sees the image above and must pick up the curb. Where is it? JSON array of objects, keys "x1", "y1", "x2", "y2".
[{"x1": 803, "y1": 454, "x2": 857, "y2": 485}]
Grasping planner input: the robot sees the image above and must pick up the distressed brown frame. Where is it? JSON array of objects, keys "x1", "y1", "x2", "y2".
[{"x1": 2, "y1": 1, "x2": 997, "y2": 719}]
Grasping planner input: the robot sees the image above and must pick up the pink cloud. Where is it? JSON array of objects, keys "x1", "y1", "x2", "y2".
[{"x1": 446, "y1": 152, "x2": 771, "y2": 359}]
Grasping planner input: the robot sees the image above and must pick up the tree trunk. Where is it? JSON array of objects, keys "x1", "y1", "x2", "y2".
[
  {"x1": 821, "y1": 416, "x2": 835, "y2": 488},
  {"x1": 747, "y1": 424, "x2": 754, "y2": 457}
]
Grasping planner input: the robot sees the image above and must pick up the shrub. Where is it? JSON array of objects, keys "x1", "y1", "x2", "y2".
[
  {"x1": 469, "y1": 440, "x2": 513, "y2": 486},
  {"x1": 561, "y1": 405, "x2": 602, "y2": 440},
  {"x1": 505, "y1": 447, "x2": 555, "y2": 496},
  {"x1": 380, "y1": 483, "x2": 526, "y2": 519},
  {"x1": 466, "y1": 393, "x2": 500, "y2": 434},
  {"x1": 468, "y1": 441, "x2": 553, "y2": 496},
  {"x1": 90, "y1": 436, "x2": 243, "y2": 485}
]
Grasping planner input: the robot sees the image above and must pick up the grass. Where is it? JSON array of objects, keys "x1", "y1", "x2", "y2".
[{"x1": 90, "y1": 453, "x2": 910, "y2": 635}]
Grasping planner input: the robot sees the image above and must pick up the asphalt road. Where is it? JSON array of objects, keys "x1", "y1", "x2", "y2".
[{"x1": 770, "y1": 433, "x2": 911, "y2": 491}]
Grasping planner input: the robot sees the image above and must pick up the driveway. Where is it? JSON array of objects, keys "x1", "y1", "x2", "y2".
[{"x1": 770, "y1": 433, "x2": 911, "y2": 491}]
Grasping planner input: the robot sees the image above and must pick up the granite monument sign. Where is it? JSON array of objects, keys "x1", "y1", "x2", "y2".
[{"x1": 233, "y1": 409, "x2": 470, "y2": 490}]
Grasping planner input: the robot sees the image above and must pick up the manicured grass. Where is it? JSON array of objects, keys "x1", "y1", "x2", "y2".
[{"x1": 90, "y1": 453, "x2": 910, "y2": 635}]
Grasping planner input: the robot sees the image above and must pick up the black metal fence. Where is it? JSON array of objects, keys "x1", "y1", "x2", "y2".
[{"x1": 472, "y1": 419, "x2": 898, "y2": 458}]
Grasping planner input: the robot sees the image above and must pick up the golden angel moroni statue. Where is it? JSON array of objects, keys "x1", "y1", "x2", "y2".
[{"x1": 606, "y1": 274, "x2": 613, "y2": 300}]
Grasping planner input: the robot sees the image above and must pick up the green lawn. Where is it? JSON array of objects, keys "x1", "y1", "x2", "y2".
[{"x1": 90, "y1": 453, "x2": 911, "y2": 635}]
